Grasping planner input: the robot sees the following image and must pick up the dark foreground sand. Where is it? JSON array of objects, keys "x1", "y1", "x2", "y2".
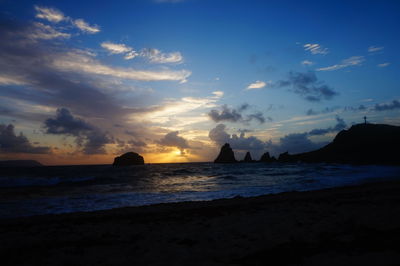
[{"x1": 2, "y1": 181, "x2": 400, "y2": 266}]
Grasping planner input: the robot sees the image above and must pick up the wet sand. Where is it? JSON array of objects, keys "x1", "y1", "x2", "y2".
[{"x1": 1, "y1": 180, "x2": 400, "y2": 266}]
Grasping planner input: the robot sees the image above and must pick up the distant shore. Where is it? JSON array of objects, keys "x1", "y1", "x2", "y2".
[{"x1": 2, "y1": 179, "x2": 400, "y2": 265}]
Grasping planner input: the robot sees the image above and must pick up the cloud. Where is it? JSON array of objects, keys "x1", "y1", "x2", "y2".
[
  {"x1": 44, "y1": 108, "x2": 93, "y2": 135},
  {"x1": 306, "y1": 106, "x2": 341, "y2": 116},
  {"x1": 316, "y1": 56, "x2": 365, "y2": 71},
  {"x1": 141, "y1": 48, "x2": 183, "y2": 64},
  {"x1": 34, "y1": 6, "x2": 66, "y2": 23},
  {"x1": 143, "y1": 92, "x2": 223, "y2": 126},
  {"x1": 101, "y1": 43, "x2": 183, "y2": 62},
  {"x1": 208, "y1": 104, "x2": 267, "y2": 124},
  {"x1": 73, "y1": 19, "x2": 100, "y2": 34},
  {"x1": 52, "y1": 49, "x2": 190, "y2": 82},
  {"x1": 158, "y1": 131, "x2": 189, "y2": 153},
  {"x1": 209, "y1": 124, "x2": 265, "y2": 151},
  {"x1": 28, "y1": 22, "x2": 71, "y2": 40},
  {"x1": 272, "y1": 132, "x2": 327, "y2": 155},
  {"x1": 368, "y1": 46, "x2": 384, "y2": 52},
  {"x1": 0, "y1": 124, "x2": 50, "y2": 154},
  {"x1": 212, "y1": 91, "x2": 224, "y2": 98},
  {"x1": 304, "y1": 43, "x2": 328, "y2": 55},
  {"x1": 34, "y1": 5, "x2": 100, "y2": 34},
  {"x1": 208, "y1": 124, "x2": 230, "y2": 145},
  {"x1": 208, "y1": 105, "x2": 242, "y2": 123},
  {"x1": 124, "y1": 51, "x2": 139, "y2": 60},
  {"x1": 245, "y1": 112, "x2": 269, "y2": 123},
  {"x1": 0, "y1": 24, "x2": 150, "y2": 120},
  {"x1": 378, "y1": 62, "x2": 390, "y2": 67},
  {"x1": 0, "y1": 8, "x2": 193, "y2": 159},
  {"x1": 101, "y1": 42, "x2": 139, "y2": 60},
  {"x1": 308, "y1": 116, "x2": 347, "y2": 136},
  {"x1": 115, "y1": 138, "x2": 147, "y2": 154},
  {"x1": 301, "y1": 60, "x2": 314, "y2": 66},
  {"x1": 267, "y1": 117, "x2": 346, "y2": 155},
  {"x1": 373, "y1": 100, "x2": 400, "y2": 111},
  {"x1": 277, "y1": 71, "x2": 338, "y2": 101},
  {"x1": 343, "y1": 105, "x2": 368, "y2": 112},
  {"x1": 246, "y1": 80, "x2": 268, "y2": 90},
  {"x1": 0, "y1": 75, "x2": 27, "y2": 86},
  {"x1": 101, "y1": 42, "x2": 133, "y2": 54},
  {"x1": 44, "y1": 108, "x2": 112, "y2": 154}
]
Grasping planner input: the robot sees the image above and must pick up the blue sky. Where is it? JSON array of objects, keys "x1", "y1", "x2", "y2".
[{"x1": 0, "y1": 0, "x2": 399, "y2": 164}]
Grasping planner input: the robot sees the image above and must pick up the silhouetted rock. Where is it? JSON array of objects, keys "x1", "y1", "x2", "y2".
[
  {"x1": 278, "y1": 152, "x2": 292, "y2": 162},
  {"x1": 214, "y1": 143, "x2": 237, "y2": 163},
  {"x1": 0, "y1": 160, "x2": 43, "y2": 167},
  {"x1": 259, "y1": 152, "x2": 276, "y2": 163},
  {"x1": 113, "y1": 152, "x2": 144, "y2": 166},
  {"x1": 278, "y1": 123, "x2": 400, "y2": 164},
  {"x1": 243, "y1": 151, "x2": 254, "y2": 163}
]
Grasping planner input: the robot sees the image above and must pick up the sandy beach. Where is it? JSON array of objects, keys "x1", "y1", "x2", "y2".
[{"x1": 2, "y1": 180, "x2": 400, "y2": 266}]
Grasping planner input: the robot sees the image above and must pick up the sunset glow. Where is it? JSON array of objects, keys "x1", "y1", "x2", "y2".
[{"x1": 0, "y1": 1, "x2": 399, "y2": 165}]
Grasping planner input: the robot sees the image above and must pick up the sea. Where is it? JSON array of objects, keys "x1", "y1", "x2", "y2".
[{"x1": 1, "y1": 162, "x2": 400, "y2": 219}]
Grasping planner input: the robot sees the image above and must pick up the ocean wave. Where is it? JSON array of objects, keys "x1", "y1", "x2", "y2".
[{"x1": 0, "y1": 176, "x2": 96, "y2": 188}]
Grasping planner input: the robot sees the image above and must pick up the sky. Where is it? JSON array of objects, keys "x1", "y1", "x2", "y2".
[{"x1": 0, "y1": 0, "x2": 399, "y2": 165}]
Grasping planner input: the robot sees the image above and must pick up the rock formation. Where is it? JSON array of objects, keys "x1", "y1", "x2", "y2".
[
  {"x1": 0, "y1": 160, "x2": 43, "y2": 167},
  {"x1": 278, "y1": 152, "x2": 292, "y2": 162},
  {"x1": 277, "y1": 123, "x2": 400, "y2": 164},
  {"x1": 214, "y1": 143, "x2": 237, "y2": 163},
  {"x1": 243, "y1": 151, "x2": 254, "y2": 163},
  {"x1": 113, "y1": 152, "x2": 144, "y2": 166},
  {"x1": 259, "y1": 152, "x2": 276, "y2": 163}
]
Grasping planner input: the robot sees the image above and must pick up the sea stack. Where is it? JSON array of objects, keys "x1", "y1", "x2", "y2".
[
  {"x1": 259, "y1": 152, "x2": 276, "y2": 163},
  {"x1": 243, "y1": 151, "x2": 254, "y2": 163},
  {"x1": 214, "y1": 143, "x2": 237, "y2": 163},
  {"x1": 113, "y1": 152, "x2": 144, "y2": 166}
]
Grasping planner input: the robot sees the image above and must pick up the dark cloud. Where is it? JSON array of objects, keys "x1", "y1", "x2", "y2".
[
  {"x1": 374, "y1": 100, "x2": 400, "y2": 111},
  {"x1": 115, "y1": 138, "x2": 147, "y2": 154},
  {"x1": 158, "y1": 131, "x2": 189, "y2": 153},
  {"x1": 44, "y1": 108, "x2": 93, "y2": 135},
  {"x1": 308, "y1": 116, "x2": 347, "y2": 136},
  {"x1": 0, "y1": 16, "x2": 171, "y2": 157},
  {"x1": 0, "y1": 124, "x2": 50, "y2": 154},
  {"x1": 0, "y1": 17, "x2": 158, "y2": 129},
  {"x1": 208, "y1": 104, "x2": 267, "y2": 124},
  {"x1": 245, "y1": 112, "x2": 272, "y2": 123},
  {"x1": 270, "y1": 133, "x2": 327, "y2": 155},
  {"x1": 44, "y1": 108, "x2": 112, "y2": 154},
  {"x1": 208, "y1": 124, "x2": 231, "y2": 144},
  {"x1": 208, "y1": 105, "x2": 242, "y2": 123},
  {"x1": 278, "y1": 71, "x2": 338, "y2": 102}
]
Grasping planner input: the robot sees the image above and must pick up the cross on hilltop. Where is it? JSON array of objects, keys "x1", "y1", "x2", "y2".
[{"x1": 364, "y1": 116, "x2": 367, "y2": 124}]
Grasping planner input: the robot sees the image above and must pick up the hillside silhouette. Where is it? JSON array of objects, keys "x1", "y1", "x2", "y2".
[{"x1": 279, "y1": 123, "x2": 400, "y2": 164}]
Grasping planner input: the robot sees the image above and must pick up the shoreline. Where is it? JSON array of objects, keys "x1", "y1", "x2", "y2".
[{"x1": 2, "y1": 179, "x2": 400, "y2": 265}]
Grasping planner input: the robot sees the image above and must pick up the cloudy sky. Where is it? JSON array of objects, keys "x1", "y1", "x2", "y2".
[{"x1": 0, "y1": 0, "x2": 399, "y2": 165}]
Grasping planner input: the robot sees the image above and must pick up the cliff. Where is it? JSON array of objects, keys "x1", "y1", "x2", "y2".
[{"x1": 278, "y1": 123, "x2": 400, "y2": 164}]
